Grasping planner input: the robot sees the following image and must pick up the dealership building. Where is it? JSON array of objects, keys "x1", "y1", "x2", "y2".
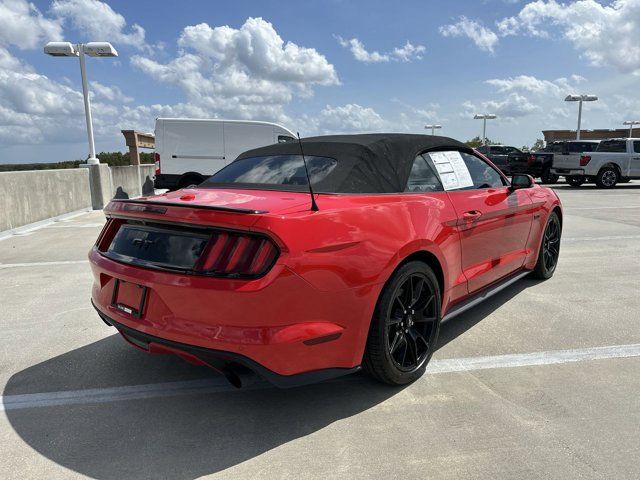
[{"x1": 543, "y1": 128, "x2": 638, "y2": 143}]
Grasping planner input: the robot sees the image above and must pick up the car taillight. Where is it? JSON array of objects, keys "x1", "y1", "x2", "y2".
[
  {"x1": 194, "y1": 232, "x2": 279, "y2": 278},
  {"x1": 95, "y1": 218, "x2": 124, "y2": 251},
  {"x1": 580, "y1": 155, "x2": 591, "y2": 166},
  {"x1": 154, "y1": 152, "x2": 161, "y2": 175}
]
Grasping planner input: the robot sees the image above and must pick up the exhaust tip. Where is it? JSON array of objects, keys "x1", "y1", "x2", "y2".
[{"x1": 223, "y1": 363, "x2": 257, "y2": 389}]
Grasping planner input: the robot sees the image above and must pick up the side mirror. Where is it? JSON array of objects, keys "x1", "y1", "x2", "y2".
[{"x1": 510, "y1": 174, "x2": 534, "y2": 190}]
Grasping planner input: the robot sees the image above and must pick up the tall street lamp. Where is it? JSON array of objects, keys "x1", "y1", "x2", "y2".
[
  {"x1": 44, "y1": 41, "x2": 118, "y2": 164},
  {"x1": 564, "y1": 94, "x2": 597, "y2": 140},
  {"x1": 474, "y1": 114, "x2": 496, "y2": 145},
  {"x1": 425, "y1": 124, "x2": 442, "y2": 135},
  {"x1": 623, "y1": 120, "x2": 640, "y2": 138}
]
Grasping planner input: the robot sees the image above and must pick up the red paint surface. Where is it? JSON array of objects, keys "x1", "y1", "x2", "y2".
[{"x1": 90, "y1": 182, "x2": 560, "y2": 377}]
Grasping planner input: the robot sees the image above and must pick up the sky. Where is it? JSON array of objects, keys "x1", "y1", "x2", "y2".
[{"x1": 1, "y1": 0, "x2": 640, "y2": 163}]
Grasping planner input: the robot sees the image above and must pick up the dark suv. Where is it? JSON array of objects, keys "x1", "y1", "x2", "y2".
[{"x1": 475, "y1": 145, "x2": 526, "y2": 175}]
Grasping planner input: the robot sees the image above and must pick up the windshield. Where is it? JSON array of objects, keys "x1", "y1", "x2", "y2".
[{"x1": 201, "y1": 155, "x2": 338, "y2": 191}]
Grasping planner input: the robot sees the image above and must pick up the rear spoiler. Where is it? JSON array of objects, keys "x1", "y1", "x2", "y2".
[{"x1": 109, "y1": 199, "x2": 269, "y2": 215}]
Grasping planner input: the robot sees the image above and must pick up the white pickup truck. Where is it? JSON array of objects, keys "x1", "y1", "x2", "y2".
[{"x1": 551, "y1": 138, "x2": 640, "y2": 188}]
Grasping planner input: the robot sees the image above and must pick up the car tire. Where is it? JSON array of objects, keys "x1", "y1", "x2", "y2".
[
  {"x1": 540, "y1": 168, "x2": 559, "y2": 184},
  {"x1": 595, "y1": 167, "x2": 619, "y2": 189},
  {"x1": 362, "y1": 261, "x2": 441, "y2": 385},
  {"x1": 566, "y1": 175, "x2": 585, "y2": 187},
  {"x1": 531, "y1": 211, "x2": 561, "y2": 280}
]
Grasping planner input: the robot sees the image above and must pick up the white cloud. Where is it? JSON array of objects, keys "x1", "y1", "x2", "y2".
[
  {"x1": 90, "y1": 81, "x2": 133, "y2": 103},
  {"x1": 463, "y1": 93, "x2": 541, "y2": 119},
  {"x1": 439, "y1": 17, "x2": 499, "y2": 53},
  {"x1": 0, "y1": 45, "x2": 26, "y2": 69},
  {"x1": 132, "y1": 17, "x2": 338, "y2": 122},
  {"x1": 336, "y1": 36, "x2": 389, "y2": 63},
  {"x1": 497, "y1": 0, "x2": 640, "y2": 73},
  {"x1": 51, "y1": 0, "x2": 146, "y2": 49},
  {"x1": 485, "y1": 74, "x2": 585, "y2": 97},
  {"x1": 0, "y1": 0, "x2": 62, "y2": 49},
  {"x1": 392, "y1": 41, "x2": 426, "y2": 62},
  {"x1": 336, "y1": 35, "x2": 425, "y2": 63},
  {"x1": 310, "y1": 104, "x2": 387, "y2": 133}
]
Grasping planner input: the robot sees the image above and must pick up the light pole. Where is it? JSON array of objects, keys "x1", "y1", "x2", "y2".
[
  {"x1": 623, "y1": 120, "x2": 640, "y2": 138},
  {"x1": 44, "y1": 41, "x2": 118, "y2": 164},
  {"x1": 564, "y1": 94, "x2": 597, "y2": 140},
  {"x1": 425, "y1": 124, "x2": 442, "y2": 135},
  {"x1": 474, "y1": 114, "x2": 496, "y2": 145}
]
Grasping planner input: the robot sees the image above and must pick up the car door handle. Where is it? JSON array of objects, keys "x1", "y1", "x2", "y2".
[{"x1": 462, "y1": 210, "x2": 482, "y2": 220}]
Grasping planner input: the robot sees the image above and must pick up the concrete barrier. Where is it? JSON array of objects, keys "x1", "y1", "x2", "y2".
[
  {"x1": 0, "y1": 169, "x2": 92, "y2": 232},
  {"x1": 111, "y1": 165, "x2": 155, "y2": 199},
  {"x1": 0, "y1": 164, "x2": 156, "y2": 234}
]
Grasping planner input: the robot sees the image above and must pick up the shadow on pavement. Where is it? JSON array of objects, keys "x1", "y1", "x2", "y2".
[
  {"x1": 3, "y1": 277, "x2": 537, "y2": 479},
  {"x1": 437, "y1": 277, "x2": 539, "y2": 351},
  {"x1": 3, "y1": 333, "x2": 404, "y2": 479}
]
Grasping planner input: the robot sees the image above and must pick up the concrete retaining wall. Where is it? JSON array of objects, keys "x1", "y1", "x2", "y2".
[
  {"x1": 0, "y1": 163, "x2": 156, "y2": 233},
  {"x1": 111, "y1": 165, "x2": 155, "y2": 199},
  {"x1": 0, "y1": 169, "x2": 91, "y2": 232}
]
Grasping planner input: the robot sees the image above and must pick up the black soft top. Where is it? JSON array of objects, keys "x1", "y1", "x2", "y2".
[{"x1": 233, "y1": 133, "x2": 472, "y2": 194}]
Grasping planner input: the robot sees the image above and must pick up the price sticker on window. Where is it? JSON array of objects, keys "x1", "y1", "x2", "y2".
[{"x1": 429, "y1": 151, "x2": 474, "y2": 190}]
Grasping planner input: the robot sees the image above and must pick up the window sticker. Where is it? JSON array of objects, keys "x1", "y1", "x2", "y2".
[{"x1": 429, "y1": 151, "x2": 474, "y2": 190}]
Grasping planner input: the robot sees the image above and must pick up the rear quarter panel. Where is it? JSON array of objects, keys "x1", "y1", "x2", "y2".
[{"x1": 253, "y1": 192, "x2": 465, "y2": 311}]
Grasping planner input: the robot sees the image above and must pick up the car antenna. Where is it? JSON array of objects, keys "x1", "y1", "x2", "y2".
[{"x1": 296, "y1": 132, "x2": 319, "y2": 211}]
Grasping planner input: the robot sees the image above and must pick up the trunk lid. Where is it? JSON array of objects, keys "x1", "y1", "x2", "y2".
[
  {"x1": 146, "y1": 188, "x2": 314, "y2": 215},
  {"x1": 105, "y1": 188, "x2": 315, "y2": 229}
]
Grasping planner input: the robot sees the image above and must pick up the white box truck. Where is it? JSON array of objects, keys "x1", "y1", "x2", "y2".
[{"x1": 153, "y1": 118, "x2": 296, "y2": 190}]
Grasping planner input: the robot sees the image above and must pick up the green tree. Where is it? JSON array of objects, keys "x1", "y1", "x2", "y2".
[
  {"x1": 530, "y1": 138, "x2": 545, "y2": 151},
  {"x1": 465, "y1": 136, "x2": 499, "y2": 148}
]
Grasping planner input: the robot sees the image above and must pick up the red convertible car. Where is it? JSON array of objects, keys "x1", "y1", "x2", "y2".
[{"x1": 90, "y1": 134, "x2": 562, "y2": 387}]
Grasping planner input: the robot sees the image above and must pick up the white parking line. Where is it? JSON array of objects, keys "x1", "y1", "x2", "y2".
[
  {"x1": 568, "y1": 206, "x2": 640, "y2": 210},
  {"x1": 0, "y1": 260, "x2": 89, "y2": 269},
  {"x1": 2, "y1": 343, "x2": 639, "y2": 411},
  {"x1": 563, "y1": 235, "x2": 640, "y2": 242}
]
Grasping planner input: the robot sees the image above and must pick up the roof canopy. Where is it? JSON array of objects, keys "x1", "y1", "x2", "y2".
[{"x1": 235, "y1": 134, "x2": 471, "y2": 193}]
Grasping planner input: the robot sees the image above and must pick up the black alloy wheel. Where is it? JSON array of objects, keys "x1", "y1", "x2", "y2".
[
  {"x1": 595, "y1": 167, "x2": 619, "y2": 189},
  {"x1": 532, "y1": 211, "x2": 561, "y2": 279},
  {"x1": 363, "y1": 261, "x2": 441, "y2": 385},
  {"x1": 387, "y1": 273, "x2": 438, "y2": 371}
]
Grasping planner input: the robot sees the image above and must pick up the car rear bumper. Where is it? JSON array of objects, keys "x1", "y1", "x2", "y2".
[
  {"x1": 551, "y1": 168, "x2": 585, "y2": 176},
  {"x1": 89, "y1": 248, "x2": 377, "y2": 379},
  {"x1": 93, "y1": 304, "x2": 360, "y2": 388}
]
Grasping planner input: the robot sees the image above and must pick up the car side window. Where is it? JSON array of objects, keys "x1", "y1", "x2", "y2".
[
  {"x1": 634, "y1": 141, "x2": 640, "y2": 153},
  {"x1": 405, "y1": 154, "x2": 444, "y2": 192},
  {"x1": 568, "y1": 143, "x2": 582, "y2": 153},
  {"x1": 459, "y1": 152, "x2": 507, "y2": 189}
]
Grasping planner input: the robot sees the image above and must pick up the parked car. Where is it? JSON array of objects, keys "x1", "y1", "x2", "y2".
[
  {"x1": 90, "y1": 134, "x2": 562, "y2": 387},
  {"x1": 554, "y1": 138, "x2": 640, "y2": 188},
  {"x1": 153, "y1": 118, "x2": 296, "y2": 191},
  {"x1": 549, "y1": 140, "x2": 600, "y2": 186},
  {"x1": 475, "y1": 144, "x2": 527, "y2": 175},
  {"x1": 506, "y1": 144, "x2": 555, "y2": 184}
]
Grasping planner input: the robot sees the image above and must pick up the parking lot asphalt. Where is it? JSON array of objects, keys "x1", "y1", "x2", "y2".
[{"x1": 1, "y1": 183, "x2": 640, "y2": 479}]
